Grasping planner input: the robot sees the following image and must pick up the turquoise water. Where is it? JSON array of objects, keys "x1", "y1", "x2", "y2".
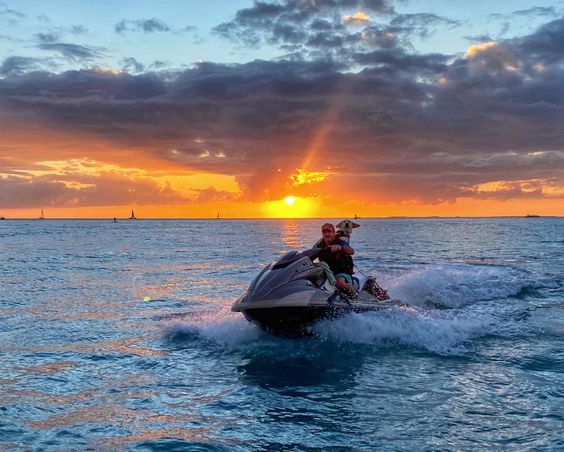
[{"x1": 1, "y1": 218, "x2": 562, "y2": 450}]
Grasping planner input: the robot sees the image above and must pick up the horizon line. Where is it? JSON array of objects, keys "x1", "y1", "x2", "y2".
[{"x1": 0, "y1": 215, "x2": 560, "y2": 220}]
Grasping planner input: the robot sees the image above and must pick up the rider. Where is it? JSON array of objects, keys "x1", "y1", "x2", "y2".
[{"x1": 314, "y1": 223, "x2": 357, "y2": 297}]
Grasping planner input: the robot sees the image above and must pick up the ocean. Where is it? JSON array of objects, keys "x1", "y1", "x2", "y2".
[{"x1": 1, "y1": 218, "x2": 562, "y2": 450}]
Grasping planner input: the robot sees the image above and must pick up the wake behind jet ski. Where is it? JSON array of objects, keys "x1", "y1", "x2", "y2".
[{"x1": 232, "y1": 248, "x2": 406, "y2": 337}]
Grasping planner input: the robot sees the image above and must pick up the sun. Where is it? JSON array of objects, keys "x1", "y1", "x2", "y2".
[
  {"x1": 263, "y1": 196, "x2": 316, "y2": 218},
  {"x1": 284, "y1": 196, "x2": 295, "y2": 206}
]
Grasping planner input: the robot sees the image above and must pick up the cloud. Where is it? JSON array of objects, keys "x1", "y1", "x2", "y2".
[
  {"x1": 213, "y1": 0, "x2": 394, "y2": 54},
  {"x1": 344, "y1": 11, "x2": 370, "y2": 26},
  {"x1": 191, "y1": 186, "x2": 239, "y2": 203},
  {"x1": 2, "y1": 14, "x2": 564, "y2": 205},
  {"x1": 35, "y1": 32, "x2": 61, "y2": 43},
  {"x1": 115, "y1": 18, "x2": 171, "y2": 34},
  {"x1": 213, "y1": 1, "x2": 461, "y2": 63},
  {"x1": 71, "y1": 25, "x2": 88, "y2": 34},
  {"x1": 176, "y1": 25, "x2": 197, "y2": 35},
  {"x1": 463, "y1": 34, "x2": 493, "y2": 44},
  {"x1": 0, "y1": 7, "x2": 24, "y2": 19},
  {"x1": 508, "y1": 18, "x2": 564, "y2": 64},
  {"x1": 493, "y1": 6, "x2": 559, "y2": 20},
  {"x1": 459, "y1": 178, "x2": 564, "y2": 200},
  {"x1": 37, "y1": 42, "x2": 104, "y2": 61},
  {"x1": 33, "y1": 25, "x2": 89, "y2": 46},
  {"x1": 488, "y1": 6, "x2": 561, "y2": 38},
  {"x1": 0, "y1": 56, "x2": 44, "y2": 76},
  {"x1": 114, "y1": 18, "x2": 197, "y2": 38},
  {"x1": 389, "y1": 13, "x2": 462, "y2": 40},
  {"x1": 0, "y1": 172, "x2": 188, "y2": 208},
  {"x1": 120, "y1": 57, "x2": 144, "y2": 73},
  {"x1": 2, "y1": 50, "x2": 563, "y2": 203},
  {"x1": 0, "y1": 33, "x2": 24, "y2": 43}
]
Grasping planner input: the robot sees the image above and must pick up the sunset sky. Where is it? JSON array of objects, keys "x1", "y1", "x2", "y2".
[{"x1": 1, "y1": 0, "x2": 563, "y2": 218}]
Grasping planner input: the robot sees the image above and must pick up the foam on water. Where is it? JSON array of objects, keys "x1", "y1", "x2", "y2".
[
  {"x1": 313, "y1": 302, "x2": 527, "y2": 355},
  {"x1": 382, "y1": 263, "x2": 526, "y2": 308},
  {"x1": 161, "y1": 263, "x2": 530, "y2": 356},
  {"x1": 162, "y1": 304, "x2": 263, "y2": 345}
]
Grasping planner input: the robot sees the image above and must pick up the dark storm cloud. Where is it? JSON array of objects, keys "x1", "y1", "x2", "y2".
[
  {"x1": 37, "y1": 42, "x2": 103, "y2": 61},
  {"x1": 2, "y1": 13, "x2": 564, "y2": 203},
  {"x1": 115, "y1": 18, "x2": 171, "y2": 34}
]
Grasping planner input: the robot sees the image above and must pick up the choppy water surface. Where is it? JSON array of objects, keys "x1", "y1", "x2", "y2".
[{"x1": 1, "y1": 218, "x2": 563, "y2": 450}]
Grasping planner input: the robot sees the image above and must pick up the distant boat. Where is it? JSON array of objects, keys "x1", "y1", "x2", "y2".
[
  {"x1": 216, "y1": 212, "x2": 220, "y2": 219},
  {"x1": 525, "y1": 214, "x2": 540, "y2": 218},
  {"x1": 354, "y1": 214, "x2": 358, "y2": 220},
  {"x1": 39, "y1": 209, "x2": 45, "y2": 220},
  {"x1": 129, "y1": 210, "x2": 136, "y2": 219},
  {"x1": 0, "y1": 215, "x2": 5, "y2": 220}
]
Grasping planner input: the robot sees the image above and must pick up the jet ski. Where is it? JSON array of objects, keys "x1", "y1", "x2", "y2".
[{"x1": 232, "y1": 249, "x2": 405, "y2": 337}]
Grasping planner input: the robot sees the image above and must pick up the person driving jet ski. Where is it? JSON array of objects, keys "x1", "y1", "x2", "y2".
[{"x1": 314, "y1": 223, "x2": 357, "y2": 297}]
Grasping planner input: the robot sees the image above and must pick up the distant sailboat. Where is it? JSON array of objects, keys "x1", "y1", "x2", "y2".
[
  {"x1": 129, "y1": 209, "x2": 137, "y2": 219},
  {"x1": 0, "y1": 215, "x2": 5, "y2": 220},
  {"x1": 39, "y1": 209, "x2": 45, "y2": 220},
  {"x1": 216, "y1": 212, "x2": 220, "y2": 219}
]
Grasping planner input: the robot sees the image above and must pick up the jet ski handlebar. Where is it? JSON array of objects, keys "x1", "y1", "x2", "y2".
[
  {"x1": 271, "y1": 248, "x2": 322, "y2": 270},
  {"x1": 301, "y1": 247, "x2": 322, "y2": 260}
]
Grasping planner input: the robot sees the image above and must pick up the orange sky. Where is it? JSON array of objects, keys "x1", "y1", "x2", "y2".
[
  {"x1": 1, "y1": 118, "x2": 563, "y2": 218},
  {"x1": 4, "y1": 193, "x2": 563, "y2": 219},
  {"x1": 1, "y1": 128, "x2": 563, "y2": 218}
]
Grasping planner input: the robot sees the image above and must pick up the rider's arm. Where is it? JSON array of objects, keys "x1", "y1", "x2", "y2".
[{"x1": 337, "y1": 239, "x2": 354, "y2": 255}]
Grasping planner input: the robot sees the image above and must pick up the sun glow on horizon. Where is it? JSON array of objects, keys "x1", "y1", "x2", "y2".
[{"x1": 264, "y1": 196, "x2": 316, "y2": 218}]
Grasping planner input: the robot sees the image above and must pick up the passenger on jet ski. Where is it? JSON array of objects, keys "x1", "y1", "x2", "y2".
[
  {"x1": 314, "y1": 223, "x2": 357, "y2": 297},
  {"x1": 314, "y1": 221, "x2": 389, "y2": 301}
]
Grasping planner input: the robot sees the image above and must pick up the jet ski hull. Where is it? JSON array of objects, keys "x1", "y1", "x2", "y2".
[
  {"x1": 232, "y1": 249, "x2": 402, "y2": 337},
  {"x1": 238, "y1": 300, "x2": 399, "y2": 337},
  {"x1": 241, "y1": 305, "x2": 340, "y2": 337}
]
